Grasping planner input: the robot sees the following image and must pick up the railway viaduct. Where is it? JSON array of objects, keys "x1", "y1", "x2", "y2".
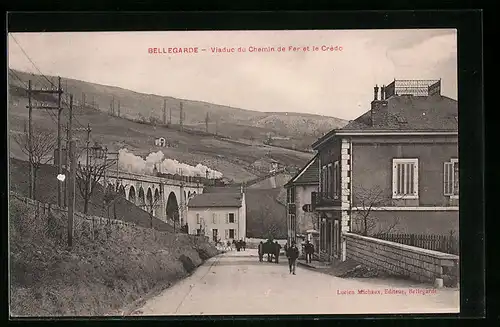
[{"x1": 98, "y1": 169, "x2": 205, "y2": 226}]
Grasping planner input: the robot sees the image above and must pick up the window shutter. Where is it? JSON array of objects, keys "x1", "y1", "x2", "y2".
[
  {"x1": 226, "y1": 213, "x2": 229, "y2": 224},
  {"x1": 392, "y1": 161, "x2": 398, "y2": 195},
  {"x1": 225, "y1": 229, "x2": 229, "y2": 239},
  {"x1": 444, "y1": 162, "x2": 453, "y2": 195}
]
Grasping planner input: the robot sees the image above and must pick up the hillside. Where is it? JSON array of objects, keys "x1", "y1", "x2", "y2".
[
  {"x1": 9, "y1": 83, "x2": 316, "y2": 183},
  {"x1": 203, "y1": 186, "x2": 287, "y2": 239},
  {"x1": 8, "y1": 69, "x2": 348, "y2": 151}
]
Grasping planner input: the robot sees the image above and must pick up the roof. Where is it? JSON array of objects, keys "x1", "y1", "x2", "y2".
[
  {"x1": 284, "y1": 155, "x2": 319, "y2": 187},
  {"x1": 188, "y1": 192, "x2": 243, "y2": 208},
  {"x1": 312, "y1": 94, "x2": 458, "y2": 148}
]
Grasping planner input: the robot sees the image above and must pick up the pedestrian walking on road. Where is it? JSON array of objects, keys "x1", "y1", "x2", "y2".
[
  {"x1": 258, "y1": 241, "x2": 264, "y2": 262},
  {"x1": 286, "y1": 241, "x2": 299, "y2": 275},
  {"x1": 305, "y1": 240, "x2": 314, "y2": 263}
]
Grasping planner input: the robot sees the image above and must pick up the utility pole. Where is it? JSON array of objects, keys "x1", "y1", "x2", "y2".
[
  {"x1": 57, "y1": 77, "x2": 63, "y2": 206},
  {"x1": 28, "y1": 80, "x2": 33, "y2": 199},
  {"x1": 205, "y1": 112, "x2": 210, "y2": 133},
  {"x1": 67, "y1": 138, "x2": 77, "y2": 249},
  {"x1": 28, "y1": 77, "x2": 64, "y2": 203},
  {"x1": 163, "y1": 99, "x2": 166, "y2": 125},
  {"x1": 85, "y1": 123, "x2": 92, "y2": 199}
]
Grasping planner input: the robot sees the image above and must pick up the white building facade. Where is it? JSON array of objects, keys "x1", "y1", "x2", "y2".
[{"x1": 186, "y1": 191, "x2": 246, "y2": 243}]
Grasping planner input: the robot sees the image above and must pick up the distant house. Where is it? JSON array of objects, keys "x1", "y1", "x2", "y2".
[
  {"x1": 311, "y1": 79, "x2": 458, "y2": 262},
  {"x1": 155, "y1": 137, "x2": 166, "y2": 147},
  {"x1": 187, "y1": 188, "x2": 246, "y2": 243},
  {"x1": 284, "y1": 155, "x2": 320, "y2": 250}
]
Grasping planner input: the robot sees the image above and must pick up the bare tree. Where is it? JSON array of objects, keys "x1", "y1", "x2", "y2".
[
  {"x1": 350, "y1": 185, "x2": 400, "y2": 236},
  {"x1": 75, "y1": 145, "x2": 115, "y2": 214},
  {"x1": 13, "y1": 122, "x2": 56, "y2": 198}
]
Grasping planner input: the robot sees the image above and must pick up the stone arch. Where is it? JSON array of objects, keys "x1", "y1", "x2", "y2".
[
  {"x1": 128, "y1": 186, "x2": 136, "y2": 204},
  {"x1": 154, "y1": 188, "x2": 160, "y2": 202},
  {"x1": 147, "y1": 187, "x2": 153, "y2": 206},
  {"x1": 138, "y1": 187, "x2": 145, "y2": 205},
  {"x1": 166, "y1": 191, "x2": 179, "y2": 222}
]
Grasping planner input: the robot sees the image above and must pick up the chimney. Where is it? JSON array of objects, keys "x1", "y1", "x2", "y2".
[
  {"x1": 373, "y1": 84, "x2": 379, "y2": 100},
  {"x1": 371, "y1": 84, "x2": 388, "y2": 127}
]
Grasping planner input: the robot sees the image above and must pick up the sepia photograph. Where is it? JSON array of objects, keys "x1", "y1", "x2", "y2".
[{"x1": 8, "y1": 27, "x2": 461, "y2": 316}]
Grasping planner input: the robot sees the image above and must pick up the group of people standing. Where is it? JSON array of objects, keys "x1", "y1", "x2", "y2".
[{"x1": 257, "y1": 239, "x2": 301, "y2": 275}]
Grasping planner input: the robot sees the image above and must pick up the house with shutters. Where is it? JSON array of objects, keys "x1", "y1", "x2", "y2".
[
  {"x1": 284, "y1": 154, "x2": 320, "y2": 250},
  {"x1": 186, "y1": 188, "x2": 246, "y2": 243},
  {"x1": 311, "y1": 79, "x2": 458, "y2": 262}
]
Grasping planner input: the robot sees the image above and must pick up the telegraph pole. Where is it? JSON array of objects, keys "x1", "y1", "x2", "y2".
[
  {"x1": 57, "y1": 77, "x2": 63, "y2": 207},
  {"x1": 64, "y1": 95, "x2": 73, "y2": 208},
  {"x1": 67, "y1": 138, "x2": 77, "y2": 249},
  {"x1": 28, "y1": 80, "x2": 33, "y2": 199},
  {"x1": 85, "y1": 123, "x2": 92, "y2": 200},
  {"x1": 28, "y1": 77, "x2": 64, "y2": 202}
]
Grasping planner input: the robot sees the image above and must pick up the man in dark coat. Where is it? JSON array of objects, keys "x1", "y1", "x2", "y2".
[
  {"x1": 258, "y1": 241, "x2": 264, "y2": 262},
  {"x1": 286, "y1": 241, "x2": 299, "y2": 275},
  {"x1": 305, "y1": 240, "x2": 314, "y2": 263}
]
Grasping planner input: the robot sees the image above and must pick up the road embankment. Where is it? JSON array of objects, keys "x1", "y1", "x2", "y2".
[{"x1": 9, "y1": 198, "x2": 219, "y2": 317}]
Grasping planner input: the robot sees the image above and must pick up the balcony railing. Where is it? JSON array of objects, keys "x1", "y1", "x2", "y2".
[{"x1": 311, "y1": 191, "x2": 338, "y2": 209}]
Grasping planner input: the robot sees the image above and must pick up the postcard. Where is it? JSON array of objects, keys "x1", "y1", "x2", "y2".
[{"x1": 8, "y1": 27, "x2": 460, "y2": 317}]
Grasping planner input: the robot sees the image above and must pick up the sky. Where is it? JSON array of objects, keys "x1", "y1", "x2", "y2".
[{"x1": 8, "y1": 29, "x2": 457, "y2": 120}]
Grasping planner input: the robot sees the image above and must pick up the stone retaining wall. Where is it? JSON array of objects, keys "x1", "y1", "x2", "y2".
[{"x1": 344, "y1": 232, "x2": 459, "y2": 287}]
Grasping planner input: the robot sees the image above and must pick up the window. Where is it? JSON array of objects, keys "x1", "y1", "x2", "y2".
[
  {"x1": 212, "y1": 213, "x2": 217, "y2": 224},
  {"x1": 327, "y1": 163, "x2": 332, "y2": 197},
  {"x1": 321, "y1": 165, "x2": 327, "y2": 195},
  {"x1": 196, "y1": 213, "x2": 200, "y2": 224},
  {"x1": 289, "y1": 214, "x2": 296, "y2": 236},
  {"x1": 228, "y1": 213, "x2": 235, "y2": 223},
  {"x1": 290, "y1": 187, "x2": 296, "y2": 204},
  {"x1": 229, "y1": 229, "x2": 235, "y2": 239},
  {"x1": 392, "y1": 158, "x2": 419, "y2": 199},
  {"x1": 444, "y1": 159, "x2": 459, "y2": 198},
  {"x1": 333, "y1": 161, "x2": 340, "y2": 199}
]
